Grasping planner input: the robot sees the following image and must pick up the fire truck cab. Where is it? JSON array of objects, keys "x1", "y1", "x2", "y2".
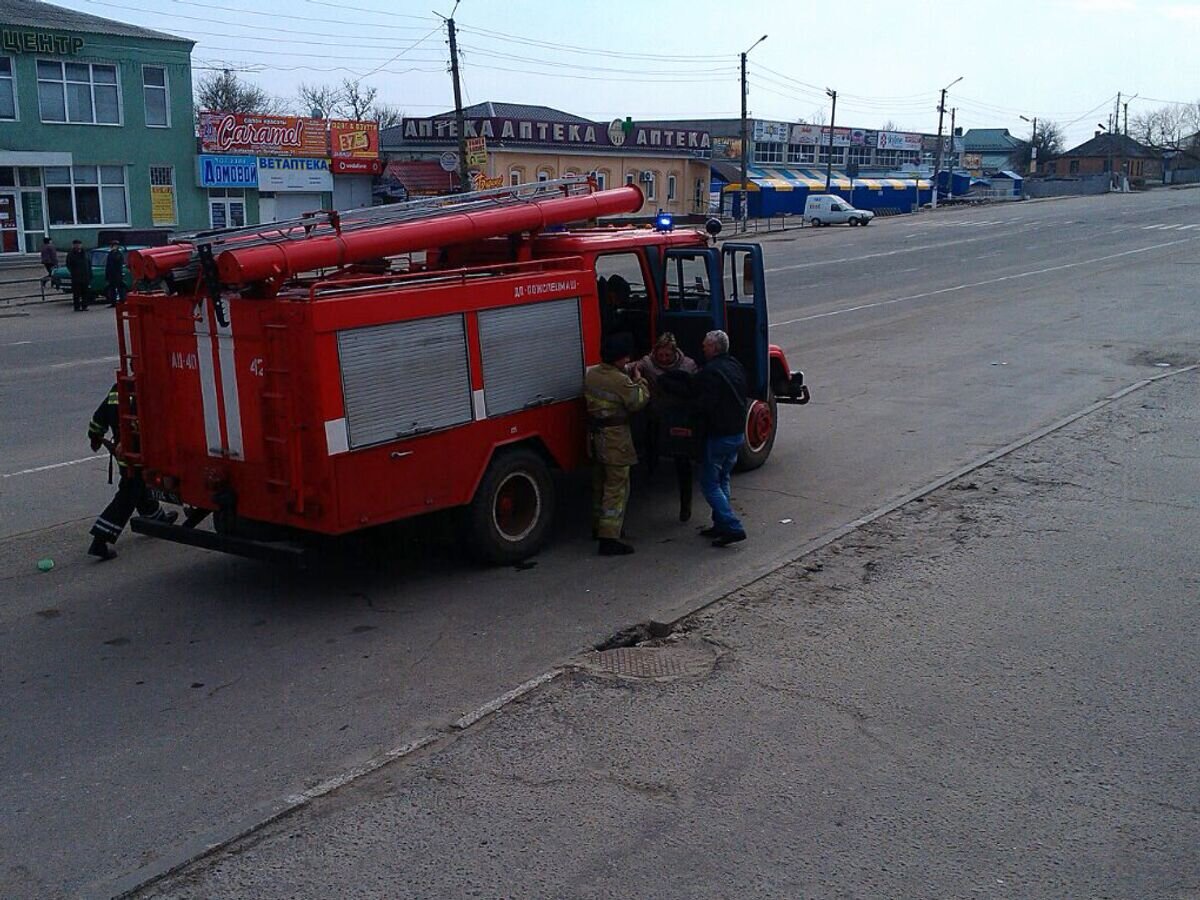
[{"x1": 121, "y1": 179, "x2": 808, "y2": 565}]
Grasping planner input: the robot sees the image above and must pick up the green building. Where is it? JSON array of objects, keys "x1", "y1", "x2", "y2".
[{"x1": 0, "y1": 0, "x2": 207, "y2": 258}]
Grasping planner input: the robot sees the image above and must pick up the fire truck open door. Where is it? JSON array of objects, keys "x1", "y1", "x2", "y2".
[
  {"x1": 721, "y1": 243, "x2": 770, "y2": 400},
  {"x1": 657, "y1": 247, "x2": 726, "y2": 365}
]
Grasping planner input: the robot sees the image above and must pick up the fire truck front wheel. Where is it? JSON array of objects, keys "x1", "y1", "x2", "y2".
[
  {"x1": 736, "y1": 391, "x2": 778, "y2": 472},
  {"x1": 463, "y1": 447, "x2": 556, "y2": 564}
]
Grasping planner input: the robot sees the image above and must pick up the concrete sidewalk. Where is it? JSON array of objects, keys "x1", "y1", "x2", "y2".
[{"x1": 138, "y1": 370, "x2": 1200, "y2": 900}]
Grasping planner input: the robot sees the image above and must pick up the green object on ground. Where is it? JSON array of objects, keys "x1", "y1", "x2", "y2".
[{"x1": 37, "y1": 558, "x2": 54, "y2": 572}]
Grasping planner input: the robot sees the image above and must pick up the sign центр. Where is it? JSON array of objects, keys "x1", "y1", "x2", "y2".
[{"x1": 200, "y1": 112, "x2": 328, "y2": 157}]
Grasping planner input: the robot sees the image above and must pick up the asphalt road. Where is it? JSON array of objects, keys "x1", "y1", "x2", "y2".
[{"x1": 1, "y1": 188, "x2": 1198, "y2": 898}]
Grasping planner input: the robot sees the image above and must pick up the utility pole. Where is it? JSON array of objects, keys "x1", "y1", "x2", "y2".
[
  {"x1": 738, "y1": 35, "x2": 767, "y2": 228},
  {"x1": 948, "y1": 106, "x2": 957, "y2": 183},
  {"x1": 740, "y1": 50, "x2": 748, "y2": 226},
  {"x1": 824, "y1": 88, "x2": 837, "y2": 193},
  {"x1": 1115, "y1": 91, "x2": 1123, "y2": 192},
  {"x1": 446, "y1": 15, "x2": 470, "y2": 193},
  {"x1": 931, "y1": 77, "x2": 961, "y2": 211},
  {"x1": 933, "y1": 90, "x2": 947, "y2": 209}
]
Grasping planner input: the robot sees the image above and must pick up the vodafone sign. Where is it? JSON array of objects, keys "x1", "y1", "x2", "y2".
[
  {"x1": 199, "y1": 111, "x2": 329, "y2": 157},
  {"x1": 331, "y1": 158, "x2": 384, "y2": 175}
]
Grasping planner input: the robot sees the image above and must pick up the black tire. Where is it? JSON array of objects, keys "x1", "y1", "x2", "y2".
[
  {"x1": 849, "y1": 218, "x2": 859, "y2": 226},
  {"x1": 462, "y1": 446, "x2": 555, "y2": 564},
  {"x1": 810, "y1": 217, "x2": 822, "y2": 227},
  {"x1": 861, "y1": 217, "x2": 871, "y2": 226},
  {"x1": 736, "y1": 390, "x2": 778, "y2": 472}
]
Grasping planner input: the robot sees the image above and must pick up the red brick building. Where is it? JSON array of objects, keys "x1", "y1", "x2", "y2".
[{"x1": 1045, "y1": 133, "x2": 1163, "y2": 183}]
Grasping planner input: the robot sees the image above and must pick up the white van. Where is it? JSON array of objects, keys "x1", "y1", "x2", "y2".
[{"x1": 804, "y1": 194, "x2": 874, "y2": 227}]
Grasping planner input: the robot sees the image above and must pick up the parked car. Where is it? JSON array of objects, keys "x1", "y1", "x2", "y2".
[
  {"x1": 50, "y1": 246, "x2": 139, "y2": 303},
  {"x1": 804, "y1": 194, "x2": 875, "y2": 227}
]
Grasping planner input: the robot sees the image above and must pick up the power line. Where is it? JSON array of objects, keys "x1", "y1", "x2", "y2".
[{"x1": 455, "y1": 22, "x2": 722, "y2": 61}]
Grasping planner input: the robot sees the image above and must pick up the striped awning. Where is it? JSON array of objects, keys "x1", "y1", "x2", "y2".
[{"x1": 725, "y1": 167, "x2": 931, "y2": 191}]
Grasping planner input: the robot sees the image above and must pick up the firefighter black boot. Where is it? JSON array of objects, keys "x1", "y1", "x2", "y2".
[
  {"x1": 88, "y1": 537, "x2": 117, "y2": 560},
  {"x1": 598, "y1": 538, "x2": 635, "y2": 556},
  {"x1": 676, "y1": 456, "x2": 692, "y2": 523}
]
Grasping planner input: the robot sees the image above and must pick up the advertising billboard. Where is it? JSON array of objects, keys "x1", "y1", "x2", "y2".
[
  {"x1": 329, "y1": 119, "x2": 380, "y2": 159},
  {"x1": 199, "y1": 112, "x2": 328, "y2": 157}
]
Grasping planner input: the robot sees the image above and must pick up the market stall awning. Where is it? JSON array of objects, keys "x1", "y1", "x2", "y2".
[{"x1": 722, "y1": 167, "x2": 931, "y2": 192}]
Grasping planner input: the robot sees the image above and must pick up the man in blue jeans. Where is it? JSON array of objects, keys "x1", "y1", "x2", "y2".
[{"x1": 694, "y1": 329, "x2": 749, "y2": 547}]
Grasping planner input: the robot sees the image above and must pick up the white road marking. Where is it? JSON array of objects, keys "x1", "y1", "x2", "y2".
[
  {"x1": 1142, "y1": 224, "x2": 1169, "y2": 229},
  {"x1": 1158, "y1": 224, "x2": 1184, "y2": 230},
  {"x1": 774, "y1": 235, "x2": 1198, "y2": 327},
  {"x1": 2, "y1": 454, "x2": 107, "y2": 478},
  {"x1": 1180, "y1": 224, "x2": 1200, "y2": 230},
  {"x1": 51, "y1": 355, "x2": 119, "y2": 369},
  {"x1": 4, "y1": 340, "x2": 32, "y2": 346}
]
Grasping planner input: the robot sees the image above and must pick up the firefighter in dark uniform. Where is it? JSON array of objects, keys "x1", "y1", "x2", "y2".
[
  {"x1": 584, "y1": 333, "x2": 649, "y2": 556},
  {"x1": 87, "y1": 383, "x2": 177, "y2": 560}
]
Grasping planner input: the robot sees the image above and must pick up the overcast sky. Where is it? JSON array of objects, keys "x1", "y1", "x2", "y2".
[{"x1": 58, "y1": 0, "x2": 1200, "y2": 146}]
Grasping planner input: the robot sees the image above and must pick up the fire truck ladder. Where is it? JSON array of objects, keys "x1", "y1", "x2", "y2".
[{"x1": 173, "y1": 175, "x2": 598, "y2": 258}]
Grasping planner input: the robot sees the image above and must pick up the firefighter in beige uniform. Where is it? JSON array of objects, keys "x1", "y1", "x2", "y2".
[{"x1": 585, "y1": 334, "x2": 649, "y2": 556}]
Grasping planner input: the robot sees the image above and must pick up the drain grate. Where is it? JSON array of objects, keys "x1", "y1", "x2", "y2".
[{"x1": 579, "y1": 641, "x2": 718, "y2": 681}]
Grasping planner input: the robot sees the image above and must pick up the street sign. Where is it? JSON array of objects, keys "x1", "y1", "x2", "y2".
[{"x1": 439, "y1": 151, "x2": 459, "y2": 172}]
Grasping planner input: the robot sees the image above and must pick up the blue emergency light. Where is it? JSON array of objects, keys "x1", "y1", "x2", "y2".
[{"x1": 654, "y1": 212, "x2": 674, "y2": 232}]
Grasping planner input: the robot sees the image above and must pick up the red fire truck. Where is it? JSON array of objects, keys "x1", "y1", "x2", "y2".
[{"x1": 121, "y1": 178, "x2": 808, "y2": 564}]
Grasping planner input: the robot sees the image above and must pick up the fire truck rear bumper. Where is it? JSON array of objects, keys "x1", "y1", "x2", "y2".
[
  {"x1": 130, "y1": 516, "x2": 308, "y2": 567},
  {"x1": 776, "y1": 370, "x2": 811, "y2": 405}
]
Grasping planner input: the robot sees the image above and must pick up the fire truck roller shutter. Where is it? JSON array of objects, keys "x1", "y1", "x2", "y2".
[
  {"x1": 477, "y1": 298, "x2": 584, "y2": 417},
  {"x1": 337, "y1": 315, "x2": 473, "y2": 449}
]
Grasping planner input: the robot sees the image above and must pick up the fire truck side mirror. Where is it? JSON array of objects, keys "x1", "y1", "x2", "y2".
[{"x1": 705, "y1": 218, "x2": 723, "y2": 238}]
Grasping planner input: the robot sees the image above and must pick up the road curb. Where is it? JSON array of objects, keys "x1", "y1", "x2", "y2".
[{"x1": 91, "y1": 363, "x2": 1198, "y2": 899}]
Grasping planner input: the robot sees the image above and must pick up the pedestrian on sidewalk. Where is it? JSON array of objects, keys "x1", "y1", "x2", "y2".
[
  {"x1": 40, "y1": 237, "x2": 58, "y2": 286},
  {"x1": 86, "y1": 382, "x2": 177, "y2": 560},
  {"x1": 694, "y1": 329, "x2": 749, "y2": 547},
  {"x1": 65, "y1": 240, "x2": 90, "y2": 311},
  {"x1": 104, "y1": 241, "x2": 127, "y2": 307},
  {"x1": 585, "y1": 333, "x2": 649, "y2": 556}
]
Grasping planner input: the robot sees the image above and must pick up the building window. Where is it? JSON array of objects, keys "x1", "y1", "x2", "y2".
[
  {"x1": 667, "y1": 174, "x2": 677, "y2": 201},
  {"x1": 149, "y1": 165, "x2": 176, "y2": 225},
  {"x1": 209, "y1": 188, "x2": 246, "y2": 229},
  {"x1": 695, "y1": 178, "x2": 704, "y2": 212},
  {"x1": 847, "y1": 146, "x2": 871, "y2": 166},
  {"x1": 37, "y1": 60, "x2": 121, "y2": 124},
  {"x1": 644, "y1": 171, "x2": 656, "y2": 201},
  {"x1": 594, "y1": 170, "x2": 608, "y2": 191},
  {"x1": 0, "y1": 57, "x2": 15, "y2": 120},
  {"x1": 754, "y1": 141, "x2": 784, "y2": 164},
  {"x1": 1069, "y1": 160, "x2": 1080, "y2": 174},
  {"x1": 787, "y1": 143, "x2": 815, "y2": 164},
  {"x1": 45, "y1": 165, "x2": 128, "y2": 226},
  {"x1": 509, "y1": 167, "x2": 523, "y2": 186},
  {"x1": 625, "y1": 172, "x2": 636, "y2": 185},
  {"x1": 536, "y1": 168, "x2": 551, "y2": 182},
  {"x1": 142, "y1": 65, "x2": 169, "y2": 127},
  {"x1": 817, "y1": 146, "x2": 846, "y2": 166}
]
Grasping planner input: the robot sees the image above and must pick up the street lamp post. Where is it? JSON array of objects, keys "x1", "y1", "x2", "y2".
[
  {"x1": 739, "y1": 34, "x2": 768, "y2": 230},
  {"x1": 1020, "y1": 114, "x2": 1038, "y2": 174},
  {"x1": 932, "y1": 75, "x2": 962, "y2": 210},
  {"x1": 824, "y1": 87, "x2": 837, "y2": 193}
]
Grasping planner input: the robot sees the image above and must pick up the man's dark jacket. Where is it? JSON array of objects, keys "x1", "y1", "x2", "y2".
[
  {"x1": 66, "y1": 248, "x2": 90, "y2": 284},
  {"x1": 694, "y1": 353, "x2": 748, "y2": 438},
  {"x1": 105, "y1": 248, "x2": 124, "y2": 285}
]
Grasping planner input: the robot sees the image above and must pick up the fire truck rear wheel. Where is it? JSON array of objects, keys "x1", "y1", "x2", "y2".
[
  {"x1": 736, "y1": 390, "x2": 778, "y2": 472},
  {"x1": 464, "y1": 447, "x2": 555, "y2": 564}
]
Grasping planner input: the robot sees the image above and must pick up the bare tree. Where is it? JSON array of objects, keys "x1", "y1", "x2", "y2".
[
  {"x1": 1014, "y1": 119, "x2": 1065, "y2": 169},
  {"x1": 370, "y1": 102, "x2": 404, "y2": 129},
  {"x1": 338, "y1": 80, "x2": 378, "y2": 120},
  {"x1": 297, "y1": 82, "x2": 343, "y2": 119},
  {"x1": 880, "y1": 119, "x2": 903, "y2": 132},
  {"x1": 195, "y1": 70, "x2": 280, "y2": 114},
  {"x1": 1130, "y1": 102, "x2": 1200, "y2": 149},
  {"x1": 798, "y1": 108, "x2": 827, "y2": 127}
]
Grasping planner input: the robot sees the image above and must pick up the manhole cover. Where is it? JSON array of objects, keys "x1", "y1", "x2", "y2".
[{"x1": 577, "y1": 640, "x2": 718, "y2": 681}]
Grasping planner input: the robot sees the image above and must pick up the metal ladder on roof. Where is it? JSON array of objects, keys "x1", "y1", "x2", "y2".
[{"x1": 170, "y1": 175, "x2": 598, "y2": 260}]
